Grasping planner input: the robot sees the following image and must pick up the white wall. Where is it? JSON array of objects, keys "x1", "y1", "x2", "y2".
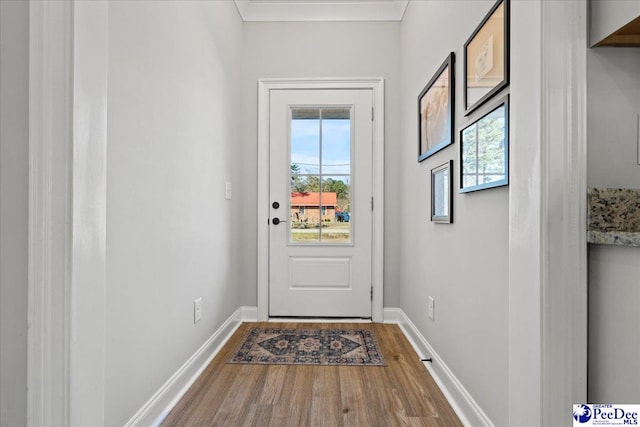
[
  {"x1": 587, "y1": 47, "x2": 640, "y2": 403},
  {"x1": 587, "y1": 48, "x2": 640, "y2": 187},
  {"x1": 589, "y1": 244, "x2": 640, "y2": 403},
  {"x1": 105, "y1": 2, "x2": 244, "y2": 424},
  {"x1": 240, "y1": 21, "x2": 402, "y2": 306},
  {"x1": 0, "y1": 1, "x2": 29, "y2": 426},
  {"x1": 399, "y1": 2, "x2": 509, "y2": 424}
]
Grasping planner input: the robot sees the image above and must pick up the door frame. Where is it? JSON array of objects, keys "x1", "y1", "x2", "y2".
[
  {"x1": 257, "y1": 78, "x2": 385, "y2": 322},
  {"x1": 27, "y1": 1, "x2": 108, "y2": 424}
]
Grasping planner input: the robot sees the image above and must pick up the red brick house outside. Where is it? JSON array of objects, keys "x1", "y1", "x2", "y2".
[{"x1": 290, "y1": 192, "x2": 337, "y2": 224}]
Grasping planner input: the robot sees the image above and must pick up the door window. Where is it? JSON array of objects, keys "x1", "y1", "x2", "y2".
[{"x1": 289, "y1": 107, "x2": 352, "y2": 244}]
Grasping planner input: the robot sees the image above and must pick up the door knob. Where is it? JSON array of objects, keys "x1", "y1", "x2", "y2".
[
  {"x1": 272, "y1": 201, "x2": 280, "y2": 209},
  {"x1": 272, "y1": 217, "x2": 286, "y2": 225}
]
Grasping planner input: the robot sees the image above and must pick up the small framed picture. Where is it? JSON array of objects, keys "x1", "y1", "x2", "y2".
[
  {"x1": 460, "y1": 95, "x2": 509, "y2": 193},
  {"x1": 418, "y1": 52, "x2": 455, "y2": 162},
  {"x1": 431, "y1": 160, "x2": 453, "y2": 223},
  {"x1": 463, "y1": 0, "x2": 510, "y2": 116}
]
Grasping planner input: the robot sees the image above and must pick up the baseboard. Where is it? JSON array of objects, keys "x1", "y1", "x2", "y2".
[
  {"x1": 383, "y1": 308, "x2": 494, "y2": 427},
  {"x1": 124, "y1": 306, "x2": 258, "y2": 427},
  {"x1": 239, "y1": 305, "x2": 258, "y2": 322}
]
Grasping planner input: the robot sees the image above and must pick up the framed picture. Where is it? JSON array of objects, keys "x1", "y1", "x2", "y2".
[
  {"x1": 418, "y1": 52, "x2": 455, "y2": 162},
  {"x1": 460, "y1": 95, "x2": 509, "y2": 193},
  {"x1": 431, "y1": 160, "x2": 453, "y2": 223},
  {"x1": 463, "y1": 0, "x2": 510, "y2": 116}
]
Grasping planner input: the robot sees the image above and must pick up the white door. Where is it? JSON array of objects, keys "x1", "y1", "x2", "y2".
[{"x1": 269, "y1": 89, "x2": 374, "y2": 318}]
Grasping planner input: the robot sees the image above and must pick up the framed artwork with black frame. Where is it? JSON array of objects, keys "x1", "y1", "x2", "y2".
[
  {"x1": 460, "y1": 95, "x2": 509, "y2": 193},
  {"x1": 463, "y1": 0, "x2": 510, "y2": 116},
  {"x1": 418, "y1": 52, "x2": 455, "y2": 162},
  {"x1": 431, "y1": 160, "x2": 453, "y2": 223}
]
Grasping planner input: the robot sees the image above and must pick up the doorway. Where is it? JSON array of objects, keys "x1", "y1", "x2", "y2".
[{"x1": 257, "y1": 79, "x2": 385, "y2": 321}]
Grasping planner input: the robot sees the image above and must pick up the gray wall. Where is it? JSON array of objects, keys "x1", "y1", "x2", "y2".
[
  {"x1": 105, "y1": 2, "x2": 244, "y2": 424},
  {"x1": 589, "y1": 244, "x2": 640, "y2": 403},
  {"x1": 240, "y1": 21, "x2": 402, "y2": 307},
  {"x1": 399, "y1": 2, "x2": 509, "y2": 424},
  {"x1": 587, "y1": 48, "x2": 640, "y2": 188},
  {"x1": 0, "y1": 1, "x2": 29, "y2": 426},
  {"x1": 587, "y1": 47, "x2": 640, "y2": 403}
]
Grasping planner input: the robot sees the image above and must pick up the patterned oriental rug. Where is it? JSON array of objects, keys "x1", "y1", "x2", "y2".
[{"x1": 228, "y1": 327, "x2": 386, "y2": 366}]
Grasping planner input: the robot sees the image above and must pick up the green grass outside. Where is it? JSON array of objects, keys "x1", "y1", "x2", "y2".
[{"x1": 290, "y1": 223, "x2": 351, "y2": 242}]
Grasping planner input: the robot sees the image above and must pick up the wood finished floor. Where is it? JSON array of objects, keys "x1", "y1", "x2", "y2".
[{"x1": 162, "y1": 322, "x2": 462, "y2": 427}]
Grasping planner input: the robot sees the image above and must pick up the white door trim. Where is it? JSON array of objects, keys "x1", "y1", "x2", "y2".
[
  {"x1": 538, "y1": 0, "x2": 588, "y2": 422},
  {"x1": 28, "y1": 2, "x2": 74, "y2": 424},
  {"x1": 27, "y1": 1, "x2": 108, "y2": 425},
  {"x1": 257, "y1": 78, "x2": 385, "y2": 322},
  {"x1": 508, "y1": 0, "x2": 587, "y2": 425}
]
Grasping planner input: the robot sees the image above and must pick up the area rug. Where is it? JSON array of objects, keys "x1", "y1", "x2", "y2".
[{"x1": 228, "y1": 327, "x2": 386, "y2": 366}]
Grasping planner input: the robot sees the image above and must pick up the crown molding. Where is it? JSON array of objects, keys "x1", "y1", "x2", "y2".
[{"x1": 234, "y1": 0, "x2": 408, "y2": 22}]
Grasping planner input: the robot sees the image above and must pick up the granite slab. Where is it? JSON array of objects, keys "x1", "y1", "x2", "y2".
[
  {"x1": 588, "y1": 188, "x2": 640, "y2": 247},
  {"x1": 587, "y1": 230, "x2": 640, "y2": 247}
]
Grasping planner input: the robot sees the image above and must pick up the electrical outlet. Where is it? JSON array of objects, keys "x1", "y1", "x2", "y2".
[
  {"x1": 428, "y1": 296, "x2": 435, "y2": 321},
  {"x1": 194, "y1": 298, "x2": 202, "y2": 324}
]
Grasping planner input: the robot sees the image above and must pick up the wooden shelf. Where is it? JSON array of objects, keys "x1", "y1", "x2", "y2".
[{"x1": 595, "y1": 15, "x2": 640, "y2": 47}]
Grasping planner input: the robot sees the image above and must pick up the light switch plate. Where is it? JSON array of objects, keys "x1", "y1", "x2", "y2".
[
  {"x1": 428, "y1": 296, "x2": 435, "y2": 321},
  {"x1": 225, "y1": 181, "x2": 232, "y2": 200}
]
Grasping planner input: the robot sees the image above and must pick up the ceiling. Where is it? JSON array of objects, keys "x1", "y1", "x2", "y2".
[{"x1": 233, "y1": 0, "x2": 409, "y2": 22}]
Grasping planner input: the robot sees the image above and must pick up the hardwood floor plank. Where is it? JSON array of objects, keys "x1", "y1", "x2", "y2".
[
  {"x1": 242, "y1": 404, "x2": 273, "y2": 427},
  {"x1": 378, "y1": 324, "x2": 449, "y2": 420},
  {"x1": 161, "y1": 322, "x2": 462, "y2": 427},
  {"x1": 309, "y1": 367, "x2": 342, "y2": 427},
  {"x1": 281, "y1": 365, "x2": 314, "y2": 426},
  {"x1": 209, "y1": 365, "x2": 269, "y2": 425},
  {"x1": 339, "y1": 366, "x2": 373, "y2": 426},
  {"x1": 257, "y1": 365, "x2": 289, "y2": 405}
]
